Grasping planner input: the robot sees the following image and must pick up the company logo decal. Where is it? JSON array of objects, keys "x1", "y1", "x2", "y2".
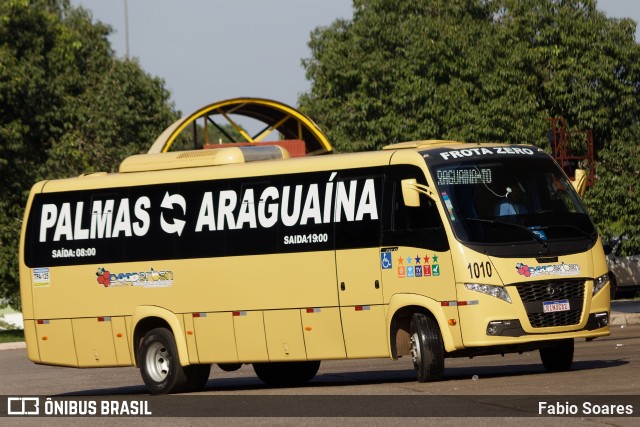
[
  {"x1": 515, "y1": 262, "x2": 580, "y2": 278},
  {"x1": 96, "y1": 267, "x2": 174, "y2": 288},
  {"x1": 392, "y1": 254, "x2": 441, "y2": 279}
]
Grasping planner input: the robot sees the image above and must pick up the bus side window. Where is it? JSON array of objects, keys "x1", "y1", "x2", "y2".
[
  {"x1": 383, "y1": 175, "x2": 448, "y2": 251},
  {"x1": 394, "y1": 192, "x2": 442, "y2": 231}
]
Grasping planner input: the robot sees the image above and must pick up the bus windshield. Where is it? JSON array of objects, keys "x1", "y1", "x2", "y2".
[{"x1": 427, "y1": 149, "x2": 597, "y2": 256}]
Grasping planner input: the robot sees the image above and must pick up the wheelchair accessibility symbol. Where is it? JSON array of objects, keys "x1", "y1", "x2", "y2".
[{"x1": 381, "y1": 252, "x2": 392, "y2": 269}]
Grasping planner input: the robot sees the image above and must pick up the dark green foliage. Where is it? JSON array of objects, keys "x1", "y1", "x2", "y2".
[
  {"x1": 583, "y1": 124, "x2": 640, "y2": 249},
  {"x1": 0, "y1": 0, "x2": 179, "y2": 308},
  {"x1": 300, "y1": 0, "x2": 640, "y2": 246}
]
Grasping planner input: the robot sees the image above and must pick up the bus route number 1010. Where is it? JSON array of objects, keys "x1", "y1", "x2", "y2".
[{"x1": 468, "y1": 261, "x2": 492, "y2": 279}]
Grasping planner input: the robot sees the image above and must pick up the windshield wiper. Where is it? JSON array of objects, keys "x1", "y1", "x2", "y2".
[{"x1": 466, "y1": 218, "x2": 549, "y2": 251}]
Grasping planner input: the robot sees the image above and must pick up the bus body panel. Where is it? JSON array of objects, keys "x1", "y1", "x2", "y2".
[
  {"x1": 72, "y1": 317, "x2": 119, "y2": 367},
  {"x1": 111, "y1": 316, "x2": 133, "y2": 366},
  {"x1": 299, "y1": 307, "x2": 346, "y2": 360},
  {"x1": 233, "y1": 310, "x2": 269, "y2": 362},
  {"x1": 23, "y1": 320, "x2": 40, "y2": 363},
  {"x1": 34, "y1": 319, "x2": 77, "y2": 367},
  {"x1": 192, "y1": 312, "x2": 239, "y2": 364},
  {"x1": 264, "y1": 309, "x2": 307, "y2": 361},
  {"x1": 182, "y1": 313, "x2": 199, "y2": 364},
  {"x1": 340, "y1": 305, "x2": 388, "y2": 358}
]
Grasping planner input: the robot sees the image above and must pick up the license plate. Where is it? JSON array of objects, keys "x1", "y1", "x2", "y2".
[{"x1": 543, "y1": 299, "x2": 570, "y2": 313}]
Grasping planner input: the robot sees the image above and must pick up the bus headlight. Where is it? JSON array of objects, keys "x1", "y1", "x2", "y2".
[
  {"x1": 593, "y1": 273, "x2": 609, "y2": 296},
  {"x1": 464, "y1": 283, "x2": 511, "y2": 303}
]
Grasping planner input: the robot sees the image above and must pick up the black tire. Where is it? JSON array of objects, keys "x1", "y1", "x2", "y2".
[
  {"x1": 409, "y1": 313, "x2": 444, "y2": 382},
  {"x1": 253, "y1": 361, "x2": 320, "y2": 387},
  {"x1": 608, "y1": 273, "x2": 617, "y2": 300},
  {"x1": 184, "y1": 364, "x2": 211, "y2": 392},
  {"x1": 139, "y1": 327, "x2": 189, "y2": 394},
  {"x1": 218, "y1": 363, "x2": 242, "y2": 372},
  {"x1": 616, "y1": 289, "x2": 637, "y2": 299},
  {"x1": 540, "y1": 339, "x2": 574, "y2": 372}
]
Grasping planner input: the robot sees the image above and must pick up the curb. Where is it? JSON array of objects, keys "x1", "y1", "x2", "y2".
[
  {"x1": 0, "y1": 341, "x2": 25, "y2": 351},
  {"x1": 610, "y1": 311, "x2": 640, "y2": 326}
]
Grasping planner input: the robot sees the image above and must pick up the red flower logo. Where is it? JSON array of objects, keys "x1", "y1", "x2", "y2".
[
  {"x1": 516, "y1": 263, "x2": 531, "y2": 277},
  {"x1": 96, "y1": 268, "x2": 111, "y2": 287}
]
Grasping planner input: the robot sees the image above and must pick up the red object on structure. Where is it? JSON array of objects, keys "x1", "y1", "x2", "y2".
[
  {"x1": 204, "y1": 139, "x2": 307, "y2": 157},
  {"x1": 546, "y1": 117, "x2": 595, "y2": 187}
]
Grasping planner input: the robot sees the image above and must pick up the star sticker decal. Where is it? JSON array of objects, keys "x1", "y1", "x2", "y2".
[
  {"x1": 407, "y1": 256, "x2": 413, "y2": 264},
  {"x1": 432, "y1": 254, "x2": 439, "y2": 263},
  {"x1": 415, "y1": 255, "x2": 421, "y2": 264},
  {"x1": 398, "y1": 256, "x2": 404, "y2": 265}
]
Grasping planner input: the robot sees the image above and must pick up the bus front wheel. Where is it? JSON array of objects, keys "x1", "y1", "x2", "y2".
[
  {"x1": 253, "y1": 361, "x2": 320, "y2": 387},
  {"x1": 410, "y1": 313, "x2": 445, "y2": 382},
  {"x1": 139, "y1": 327, "x2": 189, "y2": 394},
  {"x1": 540, "y1": 339, "x2": 574, "y2": 372}
]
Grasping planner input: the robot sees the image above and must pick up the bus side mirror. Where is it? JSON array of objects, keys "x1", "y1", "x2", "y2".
[
  {"x1": 401, "y1": 179, "x2": 420, "y2": 207},
  {"x1": 572, "y1": 168, "x2": 587, "y2": 197}
]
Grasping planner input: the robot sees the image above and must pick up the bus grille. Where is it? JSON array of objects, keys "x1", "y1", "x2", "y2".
[
  {"x1": 526, "y1": 310, "x2": 582, "y2": 328},
  {"x1": 514, "y1": 279, "x2": 585, "y2": 328}
]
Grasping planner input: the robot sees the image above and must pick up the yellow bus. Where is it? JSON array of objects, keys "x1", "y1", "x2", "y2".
[{"x1": 20, "y1": 139, "x2": 610, "y2": 394}]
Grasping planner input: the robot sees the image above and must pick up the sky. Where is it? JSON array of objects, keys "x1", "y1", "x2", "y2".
[{"x1": 71, "y1": 0, "x2": 640, "y2": 119}]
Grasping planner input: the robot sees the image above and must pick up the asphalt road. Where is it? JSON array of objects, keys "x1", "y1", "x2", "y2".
[{"x1": 0, "y1": 324, "x2": 638, "y2": 426}]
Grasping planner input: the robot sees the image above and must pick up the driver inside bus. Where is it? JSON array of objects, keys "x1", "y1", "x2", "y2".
[{"x1": 495, "y1": 183, "x2": 527, "y2": 216}]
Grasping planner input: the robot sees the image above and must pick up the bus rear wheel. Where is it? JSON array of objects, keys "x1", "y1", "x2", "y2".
[
  {"x1": 184, "y1": 364, "x2": 211, "y2": 392},
  {"x1": 139, "y1": 327, "x2": 189, "y2": 394},
  {"x1": 540, "y1": 339, "x2": 574, "y2": 372},
  {"x1": 410, "y1": 313, "x2": 444, "y2": 382},
  {"x1": 253, "y1": 361, "x2": 320, "y2": 387},
  {"x1": 218, "y1": 363, "x2": 242, "y2": 372}
]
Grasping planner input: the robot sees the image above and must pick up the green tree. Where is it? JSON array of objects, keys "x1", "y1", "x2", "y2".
[
  {"x1": 300, "y1": 0, "x2": 534, "y2": 152},
  {"x1": 300, "y1": 0, "x2": 640, "y2": 242},
  {"x1": 584, "y1": 123, "x2": 640, "y2": 249},
  {"x1": 0, "y1": 0, "x2": 179, "y2": 308}
]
